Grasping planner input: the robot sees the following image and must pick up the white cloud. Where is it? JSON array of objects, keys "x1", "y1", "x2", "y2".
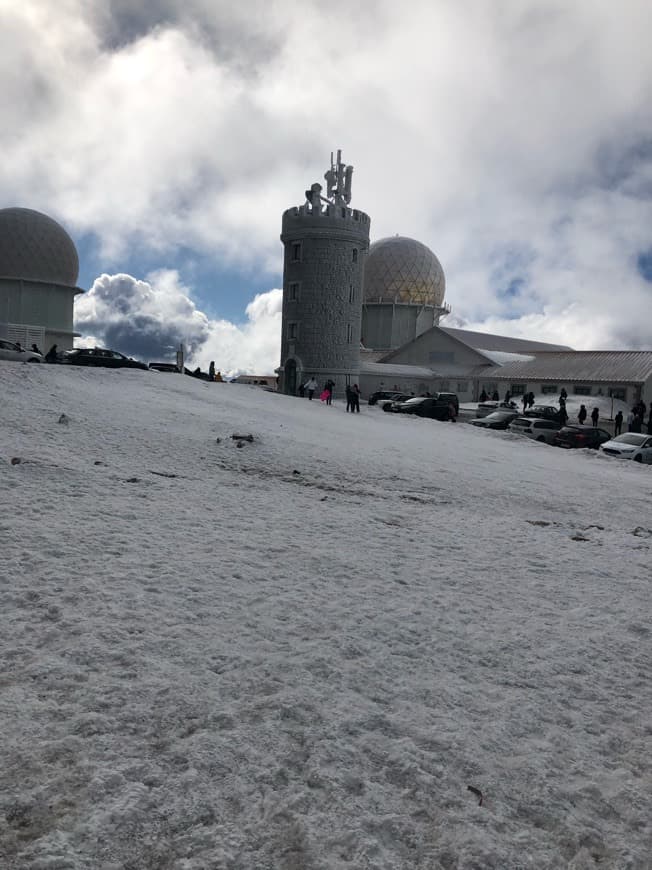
[
  {"x1": 74, "y1": 271, "x2": 281, "y2": 374},
  {"x1": 3, "y1": 0, "x2": 652, "y2": 350}
]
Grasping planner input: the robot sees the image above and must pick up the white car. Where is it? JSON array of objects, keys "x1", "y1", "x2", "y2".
[
  {"x1": 600, "y1": 433, "x2": 652, "y2": 463},
  {"x1": 508, "y1": 416, "x2": 561, "y2": 444},
  {"x1": 0, "y1": 339, "x2": 42, "y2": 363}
]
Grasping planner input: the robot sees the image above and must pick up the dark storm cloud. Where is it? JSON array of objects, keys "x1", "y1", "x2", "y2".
[{"x1": 75, "y1": 272, "x2": 210, "y2": 361}]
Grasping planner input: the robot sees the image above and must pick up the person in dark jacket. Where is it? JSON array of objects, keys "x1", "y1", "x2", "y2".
[
  {"x1": 560, "y1": 387, "x2": 568, "y2": 401},
  {"x1": 578, "y1": 404, "x2": 587, "y2": 425},
  {"x1": 31, "y1": 343, "x2": 42, "y2": 355},
  {"x1": 614, "y1": 410, "x2": 623, "y2": 436},
  {"x1": 351, "y1": 384, "x2": 361, "y2": 413},
  {"x1": 492, "y1": 390, "x2": 499, "y2": 401},
  {"x1": 345, "y1": 384, "x2": 353, "y2": 412},
  {"x1": 528, "y1": 392, "x2": 535, "y2": 408},
  {"x1": 479, "y1": 389, "x2": 488, "y2": 402},
  {"x1": 44, "y1": 344, "x2": 58, "y2": 363},
  {"x1": 558, "y1": 405, "x2": 568, "y2": 426},
  {"x1": 590, "y1": 407, "x2": 599, "y2": 427}
]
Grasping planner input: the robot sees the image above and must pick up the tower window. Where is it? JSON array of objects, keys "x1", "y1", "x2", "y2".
[
  {"x1": 352, "y1": 248, "x2": 358, "y2": 263},
  {"x1": 291, "y1": 242, "x2": 302, "y2": 262},
  {"x1": 288, "y1": 282, "x2": 300, "y2": 301},
  {"x1": 288, "y1": 322, "x2": 298, "y2": 340},
  {"x1": 349, "y1": 284, "x2": 355, "y2": 303},
  {"x1": 346, "y1": 324, "x2": 352, "y2": 344}
]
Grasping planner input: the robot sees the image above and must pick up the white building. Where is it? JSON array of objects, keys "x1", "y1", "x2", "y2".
[{"x1": 0, "y1": 207, "x2": 83, "y2": 353}]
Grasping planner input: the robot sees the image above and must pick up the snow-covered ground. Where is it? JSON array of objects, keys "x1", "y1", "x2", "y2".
[{"x1": 1, "y1": 364, "x2": 650, "y2": 870}]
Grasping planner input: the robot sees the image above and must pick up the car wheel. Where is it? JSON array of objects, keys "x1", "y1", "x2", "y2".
[
  {"x1": 27, "y1": 357, "x2": 40, "y2": 363},
  {"x1": 536, "y1": 435, "x2": 546, "y2": 442},
  {"x1": 382, "y1": 403, "x2": 392, "y2": 412},
  {"x1": 634, "y1": 454, "x2": 642, "y2": 462}
]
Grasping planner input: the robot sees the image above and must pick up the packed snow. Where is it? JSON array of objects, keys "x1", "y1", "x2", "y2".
[{"x1": 1, "y1": 364, "x2": 650, "y2": 870}]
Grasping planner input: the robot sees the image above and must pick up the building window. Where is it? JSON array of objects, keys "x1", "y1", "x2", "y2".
[
  {"x1": 288, "y1": 322, "x2": 298, "y2": 340},
  {"x1": 291, "y1": 242, "x2": 302, "y2": 262},
  {"x1": 541, "y1": 384, "x2": 558, "y2": 394},
  {"x1": 288, "y1": 282, "x2": 300, "y2": 301},
  {"x1": 457, "y1": 381, "x2": 468, "y2": 393},
  {"x1": 439, "y1": 380, "x2": 450, "y2": 391},
  {"x1": 346, "y1": 324, "x2": 353, "y2": 343},
  {"x1": 573, "y1": 385, "x2": 592, "y2": 396},
  {"x1": 349, "y1": 284, "x2": 355, "y2": 303},
  {"x1": 608, "y1": 387, "x2": 626, "y2": 401},
  {"x1": 510, "y1": 384, "x2": 526, "y2": 396},
  {"x1": 352, "y1": 248, "x2": 358, "y2": 263}
]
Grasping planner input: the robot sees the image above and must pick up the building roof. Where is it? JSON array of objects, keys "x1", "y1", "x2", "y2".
[
  {"x1": 486, "y1": 351, "x2": 652, "y2": 384},
  {"x1": 361, "y1": 361, "x2": 436, "y2": 379},
  {"x1": 440, "y1": 326, "x2": 572, "y2": 353}
]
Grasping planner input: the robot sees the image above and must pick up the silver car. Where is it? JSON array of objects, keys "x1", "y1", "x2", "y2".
[
  {"x1": 508, "y1": 416, "x2": 561, "y2": 444},
  {"x1": 0, "y1": 339, "x2": 42, "y2": 363}
]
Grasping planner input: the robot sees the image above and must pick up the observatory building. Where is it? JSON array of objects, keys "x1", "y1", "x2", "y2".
[
  {"x1": 362, "y1": 235, "x2": 449, "y2": 352},
  {"x1": 0, "y1": 207, "x2": 83, "y2": 352}
]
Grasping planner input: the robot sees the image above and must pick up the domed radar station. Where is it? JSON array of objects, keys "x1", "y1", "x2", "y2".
[
  {"x1": 361, "y1": 235, "x2": 449, "y2": 351},
  {"x1": 0, "y1": 207, "x2": 84, "y2": 352},
  {"x1": 279, "y1": 150, "x2": 370, "y2": 395}
]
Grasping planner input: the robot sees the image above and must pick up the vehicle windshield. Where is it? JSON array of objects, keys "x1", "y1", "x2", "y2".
[{"x1": 612, "y1": 434, "x2": 646, "y2": 445}]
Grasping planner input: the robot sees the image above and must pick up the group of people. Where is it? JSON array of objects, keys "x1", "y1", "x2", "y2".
[
  {"x1": 297, "y1": 377, "x2": 361, "y2": 412},
  {"x1": 624, "y1": 401, "x2": 650, "y2": 434}
]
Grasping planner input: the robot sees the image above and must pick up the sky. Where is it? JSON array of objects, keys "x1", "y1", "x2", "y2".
[
  {"x1": 2, "y1": 362, "x2": 650, "y2": 867},
  {"x1": 1, "y1": 0, "x2": 651, "y2": 372}
]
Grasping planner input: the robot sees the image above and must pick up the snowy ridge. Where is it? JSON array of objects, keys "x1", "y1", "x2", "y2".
[{"x1": 0, "y1": 365, "x2": 650, "y2": 869}]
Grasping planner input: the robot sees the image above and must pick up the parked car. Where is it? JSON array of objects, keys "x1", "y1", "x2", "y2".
[
  {"x1": 554, "y1": 426, "x2": 612, "y2": 450},
  {"x1": 385, "y1": 394, "x2": 458, "y2": 421},
  {"x1": 0, "y1": 339, "x2": 42, "y2": 363},
  {"x1": 368, "y1": 390, "x2": 411, "y2": 406},
  {"x1": 62, "y1": 348, "x2": 148, "y2": 369},
  {"x1": 524, "y1": 405, "x2": 563, "y2": 422},
  {"x1": 599, "y1": 433, "x2": 652, "y2": 463},
  {"x1": 470, "y1": 409, "x2": 521, "y2": 429},
  {"x1": 475, "y1": 400, "x2": 519, "y2": 417},
  {"x1": 149, "y1": 362, "x2": 181, "y2": 373},
  {"x1": 508, "y1": 416, "x2": 561, "y2": 443}
]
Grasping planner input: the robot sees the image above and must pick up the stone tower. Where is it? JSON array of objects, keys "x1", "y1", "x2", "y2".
[{"x1": 279, "y1": 150, "x2": 370, "y2": 396}]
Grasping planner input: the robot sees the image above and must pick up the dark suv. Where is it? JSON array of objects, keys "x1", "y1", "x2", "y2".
[
  {"x1": 387, "y1": 393, "x2": 459, "y2": 421},
  {"x1": 524, "y1": 405, "x2": 563, "y2": 422}
]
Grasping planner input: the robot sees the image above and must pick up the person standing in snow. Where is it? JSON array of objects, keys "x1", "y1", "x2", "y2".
[
  {"x1": 578, "y1": 404, "x2": 587, "y2": 425},
  {"x1": 324, "y1": 379, "x2": 335, "y2": 405},
  {"x1": 492, "y1": 390, "x2": 499, "y2": 401},
  {"x1": 298, "y1": 382, "x2": 305, "y2": 398},
  {"x1": 208, "y1": 361, "x2": 215, "y2": 381},
  {"x1": 480, "y1": 388, "x2": 488, "y2": 402},
  {"x1": 521, "y1": 393, "x2": 528, "y2": 413},
  {"x1": 558, "y1": 404, "x2": 568, "y2": 427},
  {"x1": 305, "y1": 377, "x2": 318, "y2": 400},
  {"x1": 504, "y1": 390, "x2": 511, "y2": 403},
  {"x1": 345, "y1": 384, "x2": 353, "y2": 412},
  {"x1": 614, "y1": 410, "x2": 623, "y2": 435},
  {"x1": 351, "y1": 384, "x2": 361, "y2": 413},
  {"x1": 45, "y1": 344, "x2": 58, "y2": 363},
  {"x1": 591, "y1": 407, "x2": 599, "y2": 427},
  {"x1": 528, "y1": 392, "x2": 535, "y2": 408}
]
